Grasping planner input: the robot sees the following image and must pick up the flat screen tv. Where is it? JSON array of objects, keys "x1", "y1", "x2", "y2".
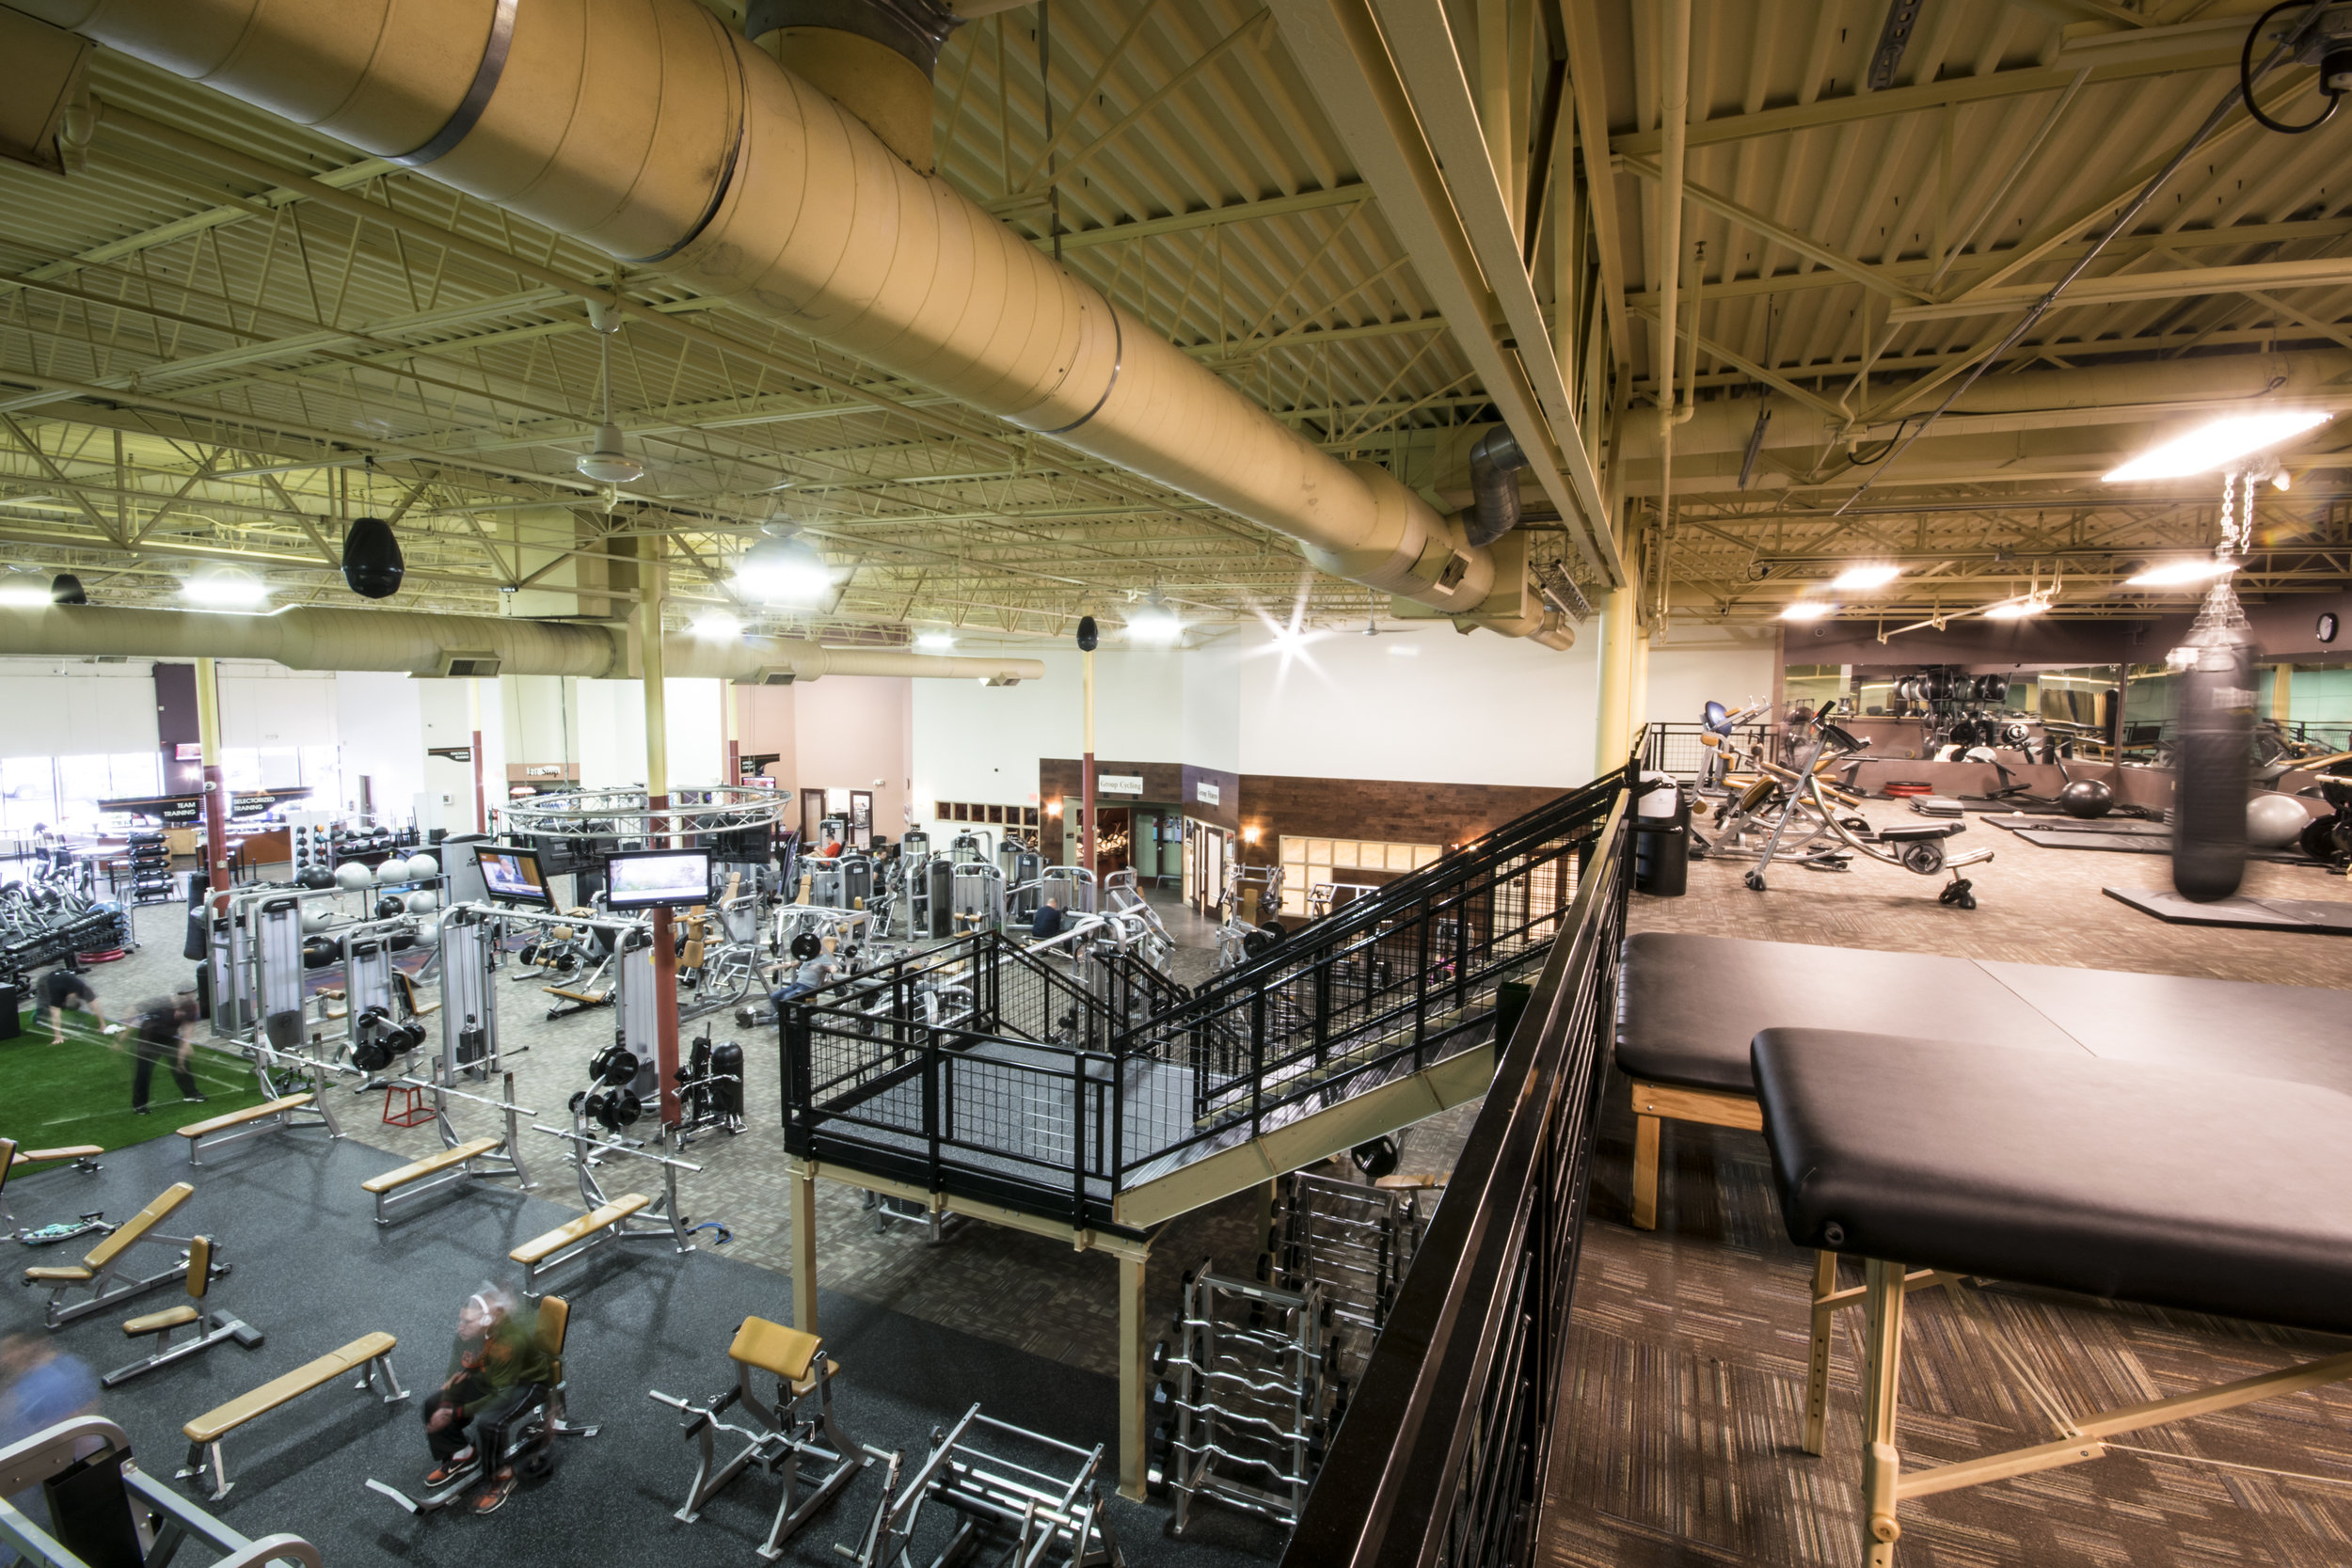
[
  {"x1": 474, "y1": 845, "x2": 553, "y2": 908},
  {"x1": 605, "y1": 847, "x2": 712, "y2": 911}
]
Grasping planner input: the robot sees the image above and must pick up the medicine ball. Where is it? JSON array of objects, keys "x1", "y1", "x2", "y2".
[
  {"x1": 2058, "y1": 779, "x2": 2115, "y2": 819},
  {"x1": 2247, "y1": 793, "x2": 2309, "y2": 849},
  {"x1": 334, "y1": 862, "x2": 373, "y2": 891}
]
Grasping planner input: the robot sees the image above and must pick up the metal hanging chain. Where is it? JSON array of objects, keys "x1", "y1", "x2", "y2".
[{"x1": 1832, "y1": 3, "x2": 2341, "y2": 516}]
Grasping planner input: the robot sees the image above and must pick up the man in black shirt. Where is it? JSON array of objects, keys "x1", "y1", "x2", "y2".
[
  {"x1": 36, "y1": 968, "x2": 115, "y2": 1045},
  {"x1": 1030, "y1": 898, "x2": 1064, "y2": 942},
  {"x1": 129, "y1": 992, "x2": 205, "y2": 1115}
]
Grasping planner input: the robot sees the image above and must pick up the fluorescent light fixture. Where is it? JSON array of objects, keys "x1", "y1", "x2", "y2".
[
  {"x1": 734, "y1": 535, "x2": 831, "y2": 604},
  {"x1": 183, "y1": 568, "x2": 268, "y2": 609},
  {"x1": 1981, "y1": 599, "x2": 2048, "y2": 620},
  {"x1": 691, "y1": 610, "x2": 742, "y2": 638},
  {"x1": 2104, "y1": 410, "x2": 2332, "y2": 483},
  {"x1": 1387, "y1": 642, "x2": 1420, "y2": 657},
  {"x1": 0, "y1": 582, "x2": 50, "y2": 608},
  {"x1": 915, "y1": 632, "x2": 955, "y2": 652},
  {"x1": 2124, "y1": 558, "x2": 2237, "y2": 587},
  {"x1": 1830, "y1": 563, "x2": 1900, "y2": 590},
  {"x1": 1779, "y1": 601, "x2": 1836, "y2": 621},
  {"x1": 1127, "y1": 592, "x2": 1182, "y2": 642}
]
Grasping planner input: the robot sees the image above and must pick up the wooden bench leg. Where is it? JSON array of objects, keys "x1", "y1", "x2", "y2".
[
  {"x1": 1804, "y1": 1249, "x2": 1839, "y2": 1456},
  {"x1": 1861, "y1": 1258, "x2": 1907, "y2": 1568},
  {"x1": 1630, "y1": 1113, "x2": 1661, "y2": 1231}
]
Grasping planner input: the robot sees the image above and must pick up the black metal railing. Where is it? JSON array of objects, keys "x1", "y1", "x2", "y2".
[
  {"x1": 1279, "y1": 765, "x2": 1635, "y2": 1568},
  {"x1": 781, "y1": 768, "x2": 1630, "y2": 1229}
]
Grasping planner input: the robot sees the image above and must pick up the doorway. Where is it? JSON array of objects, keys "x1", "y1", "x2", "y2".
[
  {"x1": 800, "y1": 788, "x2": 826, "y2": 844},
  {"x1": 1185, "y1": 819, "x2": 1231, "y2": 918},
  {"x1": 850, "y1": 789, "x2": 874, "y2": 849},
  {"x1": 1093, "y1": 806, "x2": 1132, "y2": 878}
]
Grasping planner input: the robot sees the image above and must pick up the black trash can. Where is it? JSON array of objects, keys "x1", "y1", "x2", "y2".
[
  {"x1": 0, "y1": 981, "x2": 22, "y2": 1041},
  {"x1": 1633, "y1": 772, "x2": 1690, "y2": 897}
]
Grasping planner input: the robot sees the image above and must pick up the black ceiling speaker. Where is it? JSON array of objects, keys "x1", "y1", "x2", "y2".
[
  {"x1": 342, "y1": 515, "x2": 405, "y2": 599},
  {"x1": 50, "y1": 573, "x2": 87, "y2": 605},
  {"x1": 1075, "y1": 615, "x2": 1098, "y2": 652}
]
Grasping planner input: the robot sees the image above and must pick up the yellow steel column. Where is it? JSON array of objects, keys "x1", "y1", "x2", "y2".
[
  {"x1": 194, "y1": 657, "x2": 229, "y2": 905},
  {"x1": 790, "y1": 1160, "x2": 819, "y2": 1332},
  {"x1": 1596, "y1": 591, "x2": 1636, "y2": 768},
  {"x1": 1117, "y1": 1247, "x2": 1151, "y2": 1500}
]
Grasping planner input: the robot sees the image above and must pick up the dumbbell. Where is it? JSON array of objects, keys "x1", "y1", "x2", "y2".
[{"x1": 589, "y1": 1045, "x2": 641, "y2": 1086}]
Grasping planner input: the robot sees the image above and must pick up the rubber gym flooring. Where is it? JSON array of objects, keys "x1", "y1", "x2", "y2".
[
  {"x1": 1538, "y1": 800, "x2": 2352, "y2": 1568},
  {"x1": 0, "y1": 1133, "x2": 1279, "y2": 1566}
]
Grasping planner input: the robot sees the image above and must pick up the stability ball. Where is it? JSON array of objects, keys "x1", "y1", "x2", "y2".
[
  {"x1": 405, "y1": 852, "x2": 440, "y2": 880},
  {"x1": 414, "y1": 914, "x2": 440, "y2": 946},
  {"x1": 2247, "y1": 793, "x2": 2310, "y2": 849},
  {"x1": 405, "y1": 889, "x2": 438, "y2": 914},
  {"x1": 2058, "y1": 780, "x2": 2115, "y2": 819},
  {"x1": 334, "y1": 861, "x2": 373, "y2": 890},
  {"x1": 300, "y1": 908, "x2": 335, "y2": 934},
  {"x1": 374, "y1": 860, "x2": 409, "y2": 885}
]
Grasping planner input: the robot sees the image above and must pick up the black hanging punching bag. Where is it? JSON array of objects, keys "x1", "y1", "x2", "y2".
[{"x1": 2170, "y1": 582, "x2": 2256, "y2": 903}]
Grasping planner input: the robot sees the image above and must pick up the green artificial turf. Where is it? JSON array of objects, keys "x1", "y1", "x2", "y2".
[{"x1": 0, "y1": 1012, "x2": 269, "y2": 1164}]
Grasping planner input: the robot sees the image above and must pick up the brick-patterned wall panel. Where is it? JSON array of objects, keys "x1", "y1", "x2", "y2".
[
  {"x1": 1037, "y1": 758, "x2": 1184, "y2": 860},
  {"x1": 1237, "y1": 774, "x2": 1564, "y2": 863}
]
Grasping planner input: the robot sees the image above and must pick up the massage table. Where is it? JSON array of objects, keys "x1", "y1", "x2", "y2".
[
  {"x1": 1753, "y1": 1026, "x2": 2352, "y2": 1566},
  {"x1": 1614, "y1": 932, "x2": 2352, "y2": 1227}
]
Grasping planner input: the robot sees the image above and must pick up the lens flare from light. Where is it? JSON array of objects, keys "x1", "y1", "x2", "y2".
[{"x1": 2104, "y1": 411, "x2": 2332, "y2": 483}]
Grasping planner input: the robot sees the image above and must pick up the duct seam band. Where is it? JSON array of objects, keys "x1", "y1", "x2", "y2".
[
  {"x1": 1032, "y1": 298, "x2": 1123, "y2": 437},
  {"x1": 621, "y1": 30, "x2": 751, "y2": 266},
  {"x1": 386, "y1": 0, "x2": 519, "y2": 169}
]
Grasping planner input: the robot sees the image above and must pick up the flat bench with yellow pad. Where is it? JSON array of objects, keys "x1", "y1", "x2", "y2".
[
  {"x1": 101, "y1": 1234, "x2": 264, "y2": 1388},
  {"x1": 359, "y1": 1136, "x2": 502, "y2": 1225},
  {"x1": 647, "y1": 1316, "x2": 872, "y2": 1555},
  {"x1": 20, "y1": 1180, "x2": 224, "y2": 1328},
  {"x1": 0, "y1": 1136, "x2": 104, "y2": 1227},
  {"x1": 178, "y1": 1330, "x2": 407, "y2": 1499},
  {"x1": 178, "y1": 1091, "x2": 342, "y2": 1168},
  {"x1": 510, "y1": 1193, "x2": 654, "y2": 1293}
]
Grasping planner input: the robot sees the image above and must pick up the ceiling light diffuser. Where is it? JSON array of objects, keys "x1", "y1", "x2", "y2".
[
  {"x1": 183, "y1": 568, "x2": 268, "y2": 609},
  {"x1": 691, "y1": 610, "x2": 743, "y2": 638},
  {"x1": 1830, "y1": 564, "x2": 1900, "y2": 590},
  {"x1": 1779, "y1": 601, "x2": 1836, "y2": 621},
  {"x1": 734, "y1": 535, "x2": 831, "y2": 604},
  {"x1": 0, "y1": 581, "x2": 51, "y2": 608},
  {"x1": 2125, "y1": 559, "x2": 2238, "y2": 588},
  {"x1": 2103, "y1": 410, "x2": 2332, "y2": 483},
  {"x1": 1981, "y1": 600, "x2": 2048, "y2": 620},
  {"x1": 915, "y1": 632, "x2": 955, "y2": 652},
  {"x1": 1127, "y1": 592, "x2": 1182, "y2": 642}
]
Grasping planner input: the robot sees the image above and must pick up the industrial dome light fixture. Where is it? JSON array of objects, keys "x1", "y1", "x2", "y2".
[
  {"x1": 575, "y1": 303, "x2": 644, "y2": 486},
  {"x1": 342, "y1": 515, "x2": 405, "y2": 598},
  {"x1": 1830, "y1": 563, "x2": 1901, "y2": 590},
  {"x1": 1127, "y1": 590, "x2": 1183, "y2": 642},
  {"x1": 183, "y1": 566, "x2": 269, "y2": 609},
  {"x1": 734, "y1": 533, "x2": 832, "y2": 604}
]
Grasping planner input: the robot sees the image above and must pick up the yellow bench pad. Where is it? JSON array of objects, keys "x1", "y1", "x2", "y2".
[
  {"x1": 125, "y1": 1305, "x2": 200, "y2": 1337},
  {"x1": 86, "y1": 1182, "x2": 194, "y2": 1269},
  {"x1": 511, "y1": 1194, "x2": 649, "y2": 1264},
  {"x1": 11, "y1": 1144, "x2": 104, "y2": 1166},
  {"x1": 361, "y1": 1138, "x2": 501, "y2": 1194},
  {"x1": 729, "y1": 1317, "x2": 821, "y2": 1383},
  {"x1": 183, "y1": 1332, "x2": 396, "y2": 1445},
  {"x1": 24, "y1": 1265, "x2": 94, "y2": 1283},
  {"x1": 178, "y1": 1095, "x2": 314, "y2": 1140}
]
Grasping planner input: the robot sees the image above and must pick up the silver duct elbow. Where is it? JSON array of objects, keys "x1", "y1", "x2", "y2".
[{"x1": 1461, "y1": 426, "x2": 1530, "y2": 548}]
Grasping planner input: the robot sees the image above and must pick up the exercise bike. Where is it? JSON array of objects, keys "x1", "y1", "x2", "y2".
[{"x1": 1740, "y1": 701, "x2": 1994, "y2": 908}]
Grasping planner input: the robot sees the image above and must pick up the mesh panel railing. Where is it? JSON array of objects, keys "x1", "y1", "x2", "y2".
[
  {"x1": 783, "y1": 768, "x2": 1629, "y2": 1228},
  {"x1": 1279, "y1": 763, "x2": 1635, "y2": 1568}
]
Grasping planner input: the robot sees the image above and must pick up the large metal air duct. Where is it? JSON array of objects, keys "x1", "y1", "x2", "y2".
[
  {"x1": 9, "y1": 0, "x2": 1538, "y2": 639},
  {"x1": 0, "y1": 605, "x2": 1046, "y2": 683}
]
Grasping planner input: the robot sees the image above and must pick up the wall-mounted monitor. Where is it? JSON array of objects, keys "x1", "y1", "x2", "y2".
[
  {"x1": 474, "y1": 845, "x2": 553, "y2": 908},
  {"x1": 605, "y1": 847, "x2": 712, "y2": 911}
]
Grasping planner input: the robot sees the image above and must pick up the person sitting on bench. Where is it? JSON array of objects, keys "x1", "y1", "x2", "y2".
[
  {"x1": 769, "y1": 941, "x2": 844, "y2": 1015},
  {"x1": 1030, "y1": 898, "x2": 1064, "y2": 942},
  {"x1": 129, "y1": 991, "x2": 205, "y2": 1116},
  {"x1": 37, "y1": 968, "x2": 119, "y2": 1046},
  {"x1": 420, "y1": 1288, "x2": 549, "y2": 1514}
]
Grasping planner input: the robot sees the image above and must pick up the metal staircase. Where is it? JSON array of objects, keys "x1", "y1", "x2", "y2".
[{"x1": 780, "y1": 764, "x2": 1630, "y2": 1232}]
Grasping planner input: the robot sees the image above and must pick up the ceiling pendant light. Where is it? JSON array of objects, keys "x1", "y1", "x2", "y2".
[
  {"x1": 735, "y1": 530, "x2": 833, "y2": 604},
  {"x1": 50, "y1": 572, "x2": 87, "y2": 605},
  {"x1": 576, "y1": 303, "x2": 644, "y2": 486}
]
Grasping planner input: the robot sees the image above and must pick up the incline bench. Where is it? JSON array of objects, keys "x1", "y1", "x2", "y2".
[
  {"x1": 180, "y1": 1092, "x2": 342, "y2": 1167},
  {"x1": 179, "y1": 1331, "x2": 407, "y2": 1499},
  {"x1": 1614, "y1": 932, "x2": 2351, "y2": 1229},
  {"x1": 1754, "y1": 1027, "x2": 2352, "y2": 1567},
  {"x1": 0, "y1": 1138, "x2": 103, "y2": 1227},
  {"x1": 21, "y1": 1180, "x2": 224, "y2": 1328}
]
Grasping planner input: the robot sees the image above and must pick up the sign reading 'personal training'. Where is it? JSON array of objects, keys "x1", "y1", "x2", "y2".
[{"x1": 1098, "y1": 774, "x2": 1144, "y2": 797}]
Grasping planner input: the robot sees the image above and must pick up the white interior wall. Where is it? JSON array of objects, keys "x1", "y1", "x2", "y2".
[
  {"x1": 215, "y1": 663, "x2": 338, "y2": 748},
  {"x1": 1235, "y1": 626, "x2": 1601, "y2": 786},
  {"x1": 0, "y1": 658, "x2": 161, "y2": 757},
  {"x1": 665, "y1": 677, "x2": 726, "y2": 788},
  {"x1": 1641, "y1": 625, "x2": 1781, "y2": 729},
  {"x1": 332, "y1": 673, "x2": 423, "y2": 818}
]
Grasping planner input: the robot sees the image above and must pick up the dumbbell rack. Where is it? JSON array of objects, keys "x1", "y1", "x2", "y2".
[
  {"x1": 125, "y1": 831, "x2": 174, "y2": 905},
  {"x1": 1264, "y1": 1171, "x2": 1427, "y2": 1383},
  {"x1": 1150, "y1": 1262, "x2": 1343, "y2": 1535}
]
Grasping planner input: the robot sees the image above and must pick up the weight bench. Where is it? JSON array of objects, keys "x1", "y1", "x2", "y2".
[
  {"x1": 648, "y1": 1317, "x2": 874, "y2": 1558},
  {"x1": 1753, "y1": 1027, "x2": 2352, "y2": 1567},
  {"x1": 179, "y1": 1331, "x2": 407, "y2": 1499},
  {"x1": 21, "y1": 1180, "x2": 224, "y2": 1328},
  {"x1": 360, "y1": 1136, "x2": 506, "y2": 1226},
  {"x1": 510, "y1": 1193, "x2": 657, "y2": 1295},
  {"x1": 1614, "y1": 933, "x2": 2352, "y2": 1229},
  {"x1": 102, "y1": 1235, "x2": 264, "y2": 1387},
  {"x1": 179, "y1": 1092, "x2": 342, "y2": 1167},
  {"x1": 0, "y1": 1137, "x2": 104, "y2": 1227}
]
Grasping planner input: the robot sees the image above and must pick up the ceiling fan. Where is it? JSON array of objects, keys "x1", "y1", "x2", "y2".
[{"x1": 1359, "y1": 611, "x2": 1425, "y2": 637}]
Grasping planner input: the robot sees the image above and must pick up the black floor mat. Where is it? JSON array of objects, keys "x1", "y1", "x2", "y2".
[{"x1": 2103, "y1": 886, "x2": 2352, "y2": 934}]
